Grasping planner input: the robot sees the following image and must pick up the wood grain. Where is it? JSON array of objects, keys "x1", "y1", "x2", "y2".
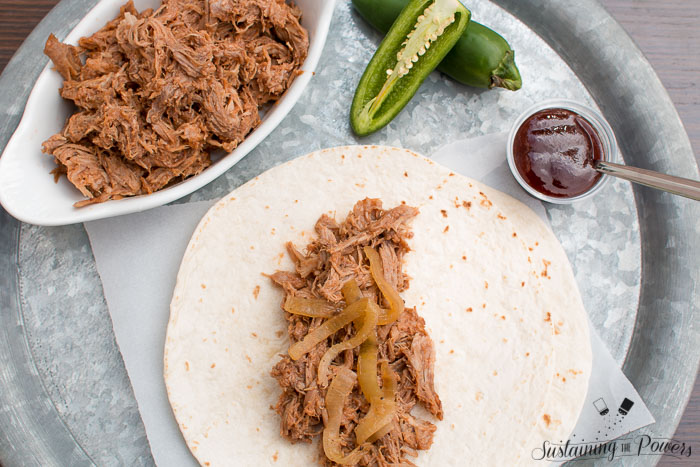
[
  {"x1": 0, "y1": 0, "x2": 697, "y2": 464},
  {"x1": 0, "y1": 1, "x2": 59, "y2": 70}
]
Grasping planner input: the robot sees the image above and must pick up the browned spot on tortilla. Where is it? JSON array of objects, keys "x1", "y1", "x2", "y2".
[
  {"x1": 569, "y1": 369, "x2": 582, "y2": 375},
  {"x1": 231, "y1": 307, "x2": 235, "y2": 314},
  {"x1": 462, "y1": 200, "x2": 471, "y2": 209},
  {"x1": 251, "y1": 332, "x2": 258, "y2": 338},
  {"x1": 545, "y1": 312, "x2": 551, "y2": 322},
  {"x1": 201, "y1": 283, "x2": 206, "y2": 289},
  {"x1": 543, "y1": 414, "x2": 551, "y2": 426},
  {"x1": 541, "y1": 259, "x2": 551, "y2": 278},
  {"x1": 501, "y1": 315, "x2": 506, "y2": 320},
  {"x1": 525, "y1": 352, "x2": 530, "y2": 357},
  {"x1": 253, "y1": 285, "x2": 261, "y2": 299},
  {"x1": 449, "y1": 172, "x2": 455, "y2": 177},
  {"x1": 512, "y1": 232, "x2": 517, "y2": 238},
  {"x1": 210, "y1": 363, "x2": 215, "y2": 368},
  {"x1": 484, "y1": 281, "x2": 488, "y2": 289},
  {"x1": 205, "y1": 462, "x2": 210, "y2": 466},
  {"x1": 265, "y1": 205, "x2": 270, "y2": 209},
  {"x1": 462, "y1": 255, "x2": 467, "y2": 260},
  {"x1": 466, "y1": 307, "x2": 473, "y2": 312},
  {"x1": 554, "y1": 326, "x2": 561, "y2": 335},
  {"x1": 479, "y1": 192, "x2": 493, "y2": 208},
  {"x1": 443, "y1": 225, "x2": 449, "y2": 233},
  {"x1": 475, "y1": 392, "x2": 483, "y2": 401},
  {"x1": 429, "y1": 195, "x2": 434, "y2": 199},
  {"x1": 449, "y1": 349, "x2": 454, "y2": 354},
  {"x1": 276, "y1": 330, "x2": 284, "y2": 338},
  {"x1": 404, "y1": 171, "x2": 408, "y2": 177},
  {"x1": 482, "y1": 303, "x2": 487, "y2": 309},
  {"x1": 497, "y1": 213, "x2": 507, "y2": 220},
  {"x1": 521, "y1": 281, "x2": 525, "y2": 287},
  {"x1": 493, "y1": 370, "x2": 498, "y2": 376},
  {"x1": 245, "y1": 354, "x2": 252, "y2": 363},
  {"x1": 273, "y1": 451, "x2": 279, "y2": 462},
  {"x1": 441, "y1": 209, "x2": 448, "y2": 217},
  {"x1": 357, "y1": 154, "x2": 362, "y2": 158},
  {"x1": 185, "y1": 361, "x2": 190, "y2": 371}
]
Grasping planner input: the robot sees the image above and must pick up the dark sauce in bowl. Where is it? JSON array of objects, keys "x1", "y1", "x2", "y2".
[{"x1": 512, "y1": 108, "x2": 605, "y2": 198}]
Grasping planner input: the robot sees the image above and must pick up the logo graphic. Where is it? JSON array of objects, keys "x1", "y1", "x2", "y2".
[
  {"x1": 618, "y1": 398, "x2": 634, "y2": 416},
  {"x1": 593, "y1": 397, "x2": 609, "y2": 416}
]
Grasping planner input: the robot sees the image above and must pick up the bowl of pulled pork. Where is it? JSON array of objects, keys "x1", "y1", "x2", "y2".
[{"x1": 0, "y1": 0, "x2": 333, "y2": 226}]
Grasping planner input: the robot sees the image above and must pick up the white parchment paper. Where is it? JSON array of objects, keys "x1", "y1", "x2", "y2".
[{"x1": 85, "y1": 134, "x2": 654, "y2": 466}]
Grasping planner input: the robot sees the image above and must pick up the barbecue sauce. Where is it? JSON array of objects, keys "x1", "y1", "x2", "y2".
[{"x1": 512, "y1": 108, "x2": 604, "y2": 198}]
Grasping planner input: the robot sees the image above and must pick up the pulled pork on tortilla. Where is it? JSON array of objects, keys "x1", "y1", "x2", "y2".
[
  {"x1": 164, "y1": 145, "x2": 592, "y2": 466},
  {"x1": 269, "y1": 199, "x2": 443, "y2": 465}
]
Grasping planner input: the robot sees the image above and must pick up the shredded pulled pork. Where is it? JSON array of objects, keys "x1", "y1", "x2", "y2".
[
  {"x1": 270, "y1": 199, "x2": 443, "y2": 466},
  {"x1": 42, "y1": 0, "x2": 308, "y2": 206}
]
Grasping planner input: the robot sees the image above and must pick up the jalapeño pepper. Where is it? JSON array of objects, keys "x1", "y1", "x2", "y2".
[
  {"x1": 350, "y1": 0, "x2": 470, "y2": 136},
  {"x1": 352, "y1": 0, "x2": 522, "y2": 90}
]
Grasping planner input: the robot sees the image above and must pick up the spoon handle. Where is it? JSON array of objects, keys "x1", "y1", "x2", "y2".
[{"x1": 595, "y1": 161, "x2": 700, "y2": 201}]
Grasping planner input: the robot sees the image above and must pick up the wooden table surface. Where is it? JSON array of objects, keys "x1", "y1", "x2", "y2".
[{"x1": 0, "y1": 0, "x2": 698, "y2": 465}]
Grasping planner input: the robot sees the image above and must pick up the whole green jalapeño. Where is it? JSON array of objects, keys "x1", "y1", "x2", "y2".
[{"x1": 350, "y1": 0, "x2": 470, "y2": 136}]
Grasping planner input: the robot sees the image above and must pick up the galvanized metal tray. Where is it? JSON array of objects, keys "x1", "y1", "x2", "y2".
[{"x1": 0, "y1": 0, "x2": 698, "y2": 466}]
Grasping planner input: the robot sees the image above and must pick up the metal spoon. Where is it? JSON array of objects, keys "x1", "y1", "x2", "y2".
[{"x1": 594, "y1": 160, "x2": 700, "y2": 201}]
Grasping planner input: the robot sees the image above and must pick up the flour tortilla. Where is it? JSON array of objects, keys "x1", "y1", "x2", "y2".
[{"x1": 164, "y1": 145, "x2": 591, "y2": 466}]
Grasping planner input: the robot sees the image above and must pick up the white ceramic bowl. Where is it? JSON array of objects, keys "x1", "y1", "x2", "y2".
[
  {"x1": 506, "y1": 99, "x2": 618, "y2": 204},
  {"x1": 0, "y1": 0, "x2": 334, "y2": 226}
]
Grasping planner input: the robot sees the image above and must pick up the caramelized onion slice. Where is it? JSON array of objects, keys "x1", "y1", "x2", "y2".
[
  {"x1": 343, "y1": 277, "x2": 392, "y2": 323},
  {"x1": 355, "y1": 361, "x2": 397, "y2": 445},
  {"x1": 341, "y1": 278, "x2": 363, "y2": 304},
  {"x1": 323, "y1": 368, "x2": 368, "y2": 464},
  {"x1": 288, "y1": 298, "x2": 368, "y2": 360},
  {"x1": 284, "y1": 296, "x2": 337, "y2": 318},
  {"x1": 357, "y1": 328, "x2": 381, "y2": 403},
  {"x1": 363, "y1": 246, "x2": 404, "y2": 325},
  {"x1": 318, "y1": 299, "x2": 380, "y2": 386},
  {"x1": 367, "y1": 420, "x2": 394, "y2": 443}
]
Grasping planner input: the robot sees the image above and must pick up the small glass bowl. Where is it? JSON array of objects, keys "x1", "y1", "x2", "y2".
[{"x1": 506, "y1": 99, "x2": 618, "y2": 204}]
